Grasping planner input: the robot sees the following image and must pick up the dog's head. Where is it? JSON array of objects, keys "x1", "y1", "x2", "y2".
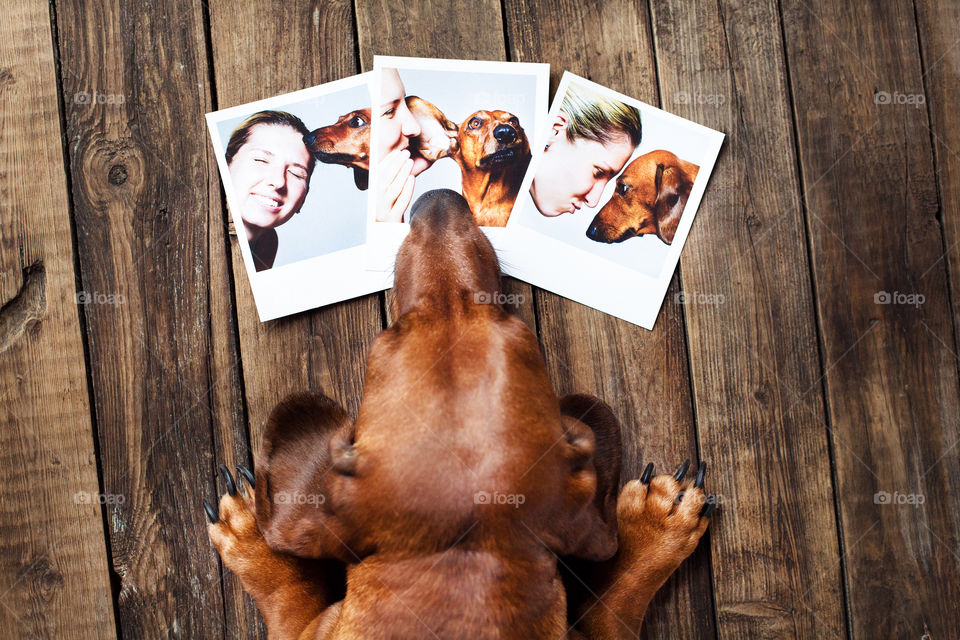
[
  {"x1": 586, "y1": 150, "x2": 699, "y2": 245},
  {"x1": 303, "y1": 108, "x2": 371, "y2": 190},
  {"x1": 253, "y1": 189, "x2": 621, "y2": 565},
  {"x1": 454, "y1": 110, "x2": 531, "y2": 172}
]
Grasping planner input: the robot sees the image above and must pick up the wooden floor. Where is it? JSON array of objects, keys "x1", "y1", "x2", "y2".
[{"x1": 1, "y1": 0, "x2": 958, "y2": 638}]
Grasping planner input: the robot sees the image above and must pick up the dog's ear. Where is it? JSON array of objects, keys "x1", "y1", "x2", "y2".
[
  {"x1": 654, "y1": 163, "x2": 699, "y2": 245},
  {"x1": 554, "y1": 394, "x2": 623, "y2": 561},
  {"x1": 353, "y1": 167, "x2": 369, "y2": 190},
  {"x1": 254, "y1": 392, "x2": 362, "y2": 561}
]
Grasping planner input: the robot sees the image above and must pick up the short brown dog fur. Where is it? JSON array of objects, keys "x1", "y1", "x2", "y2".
[
  {"x1": 586, "y1": 150, "x2": 699, "y2": 245},
  {"x1": 452, "y1": 110, "x2": 531, "y2": 227},
  {"x1": 304, "y1": 108, "x2": 372, "y2": 190},
  {"x1": 207, "y1": 189, "x2": 714, "y2": 639}
]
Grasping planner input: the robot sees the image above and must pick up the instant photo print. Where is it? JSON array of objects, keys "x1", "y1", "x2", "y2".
[
  {"x1": 501, "y1": 72, "x2": 724, "y2": 330},
  {"x1": 206, "y1": 72, "x2": 387, "y2": 321},
  {"x1": 365, "y1": 55, "x2": 550, "y2": 277}
]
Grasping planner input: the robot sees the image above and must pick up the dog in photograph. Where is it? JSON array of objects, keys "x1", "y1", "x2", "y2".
[
  {"x1": 586, "y1": 149, "x2": 699, "y2": 245},
  {"x1": 205, "y1": 190, "x2": 716, "y2": 640},
  {"x1": 405, "y1": 95, "x2": 460, "y2": 163},
  {"x1": 304, "y1": 108, "x2": 372, "y2": 190},
  {"x1": 303, "y1": 97, "x2": 457, "y2": 192},
  {"x1": 452, "y1": 110, "x2": 531, "y2": 227}
]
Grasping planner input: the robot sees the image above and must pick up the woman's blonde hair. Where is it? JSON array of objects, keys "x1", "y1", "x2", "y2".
[{"x1": 560, "y1": 83, "x2": 642, "y2": 147}]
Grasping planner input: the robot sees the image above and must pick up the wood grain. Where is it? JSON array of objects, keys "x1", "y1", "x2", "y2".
[
  {"x1": 0, "y1": 1, "x2": 116, "y2": 637},
  {"x1": 206, "y1": 1, "x2": 383, "y2": 635},
  {"x1": 502, "y1": 2, "x2": 716, "y2": 638},
  {"x1": 53, "y1": 1, "x2": 243, "y2": 637},
  {"x1": 651, "y1": 0, "x2": 851, "y2": 636},
  {"x1": 781, "y1": 0, "x2": 960, "y2": 636},
  {"x1": 914, "y1": 2, "x2": 960, "y2": 392}
]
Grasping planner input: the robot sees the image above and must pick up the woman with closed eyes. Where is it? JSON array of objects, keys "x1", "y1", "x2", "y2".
[{"x1": 226, "y1": 111, "x2": 315, "y2": 271}]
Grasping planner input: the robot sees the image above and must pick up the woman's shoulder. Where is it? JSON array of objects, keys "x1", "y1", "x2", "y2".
[{"x1": 252, "y1": 228, "x2": 278, "y2": 271}]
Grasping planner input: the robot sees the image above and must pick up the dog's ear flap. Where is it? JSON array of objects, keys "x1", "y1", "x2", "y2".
[
  {"x1": 655, "y1": 163, "x2": 699, "y2": 245},
  {"x1": 353, "y1": 167, "x2": 369, "y2": 190},
  {"x1": 254, "y1": 392, "x2": 361, "y2": 561},
  {"x1": 555, "y1": 394, "x2": 623, "y2": 561}
]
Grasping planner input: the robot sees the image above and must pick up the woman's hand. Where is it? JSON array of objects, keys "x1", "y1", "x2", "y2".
[{"x1": 376, "y1": 148, "x2": 415, "y2": 222}]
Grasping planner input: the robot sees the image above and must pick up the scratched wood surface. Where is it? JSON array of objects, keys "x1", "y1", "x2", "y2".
[
  {"x1": 781, "y1": 0, "x2": 960, "y2": 636},
  {"x1": 0, "y1": 0, "x2": 958, "y2": 639},
  {"x1": 0, "y1": 1, "x2": 116, "y2": 638}
]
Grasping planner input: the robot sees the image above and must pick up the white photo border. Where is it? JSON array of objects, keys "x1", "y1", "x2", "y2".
[
  {"x1": 365, "y1": 55, "x2": 551, "y2": 277},
  {"x1": 205, "y1": 72, "x2": 387, "y2": 321},
  {"x1": 500, "y1": 71, "x2": 725, "y2": 330}
]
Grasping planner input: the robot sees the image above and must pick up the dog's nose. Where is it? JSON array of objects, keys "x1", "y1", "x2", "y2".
[
  {"x1": 586, "y1": 225, "x2": 599, "y2": 239},
  {"x1": 409, "y1": 189, "x2": 473, "y2": 227},
  {"x1": 302, "y1": 133, "x2": 316, "y2": 147},
  {"x1": 493, "y1": 124, "x2": 516, "y2": 144}
]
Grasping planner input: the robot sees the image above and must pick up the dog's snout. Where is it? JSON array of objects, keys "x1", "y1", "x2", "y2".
[
  {"x1": 302, "y1": 132, "x2": 317, "y2": 147},
  {"x1": 493, "y1": 124, "x2": 516, "y2": 144}
]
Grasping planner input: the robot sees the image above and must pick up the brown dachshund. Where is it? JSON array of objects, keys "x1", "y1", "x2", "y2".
[
  {"x1": 205, "y1": 190, "x2": 715, "y2": 639},
  {"x1": 304, "y1": 108, "x2": 372, "y2": 190},
  {"x1": 405, "y1": 95, "x2": 459, "y2": 163},
  {"x1": 586, "y1": 150, "x2": 699, "y2": 245},
  {"x1": 452, "y1": 110, "x2": 531, "y2": 227},
  {"x1": 303, "y1": 97, "x2": 458, "y2": 191}
]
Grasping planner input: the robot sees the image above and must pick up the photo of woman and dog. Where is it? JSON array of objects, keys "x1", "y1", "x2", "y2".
[
  {"x1": 502, "y1": 72, "x2": 724, "y2": 329},
  {"x1": 370, "y1": 58, "x2": 549, "y2": 228},
  {"x1": 206, "y1": 72, "x2": 387, "y2": 321}
]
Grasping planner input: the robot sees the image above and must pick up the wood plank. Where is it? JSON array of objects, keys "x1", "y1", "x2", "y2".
[
  {"x1": 354, "y1": 0, "x2": 537, "y2": 331},
  {"x1": 0, "y1": 1, "x2": 116, "y2": 638},
  {"x1": 53, "y1": 1, "x2": 243, "y2": 636},
  {"x1": 503, "y1": 3, "x2": 715, "y2": 638},
  {"x1": 207, "y1": 0, "x2": 382, "y2": 432},
  {"x1": 781, "y1": 0, "x2": 960, "y2": 636},
  {"x1": 915, "y1": 2, "x2": 960, "y2": 387},
  {"x1": 650, "y1": 0, "x2": 851, "y2": 636},
  {"x1": 206, "y1": 1, "x2": 383, "y2": 635}
]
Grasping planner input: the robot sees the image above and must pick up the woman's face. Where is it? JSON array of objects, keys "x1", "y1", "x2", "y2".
[
  {"x1": 228, "y1": 123, "x2": 312, "y2": 231},
  {"x1": 376, "y1": 68, "x2": 421, "y2": 160},
  {"x1": 531, "y1": 118, "x2": 635, "y2": 217}
]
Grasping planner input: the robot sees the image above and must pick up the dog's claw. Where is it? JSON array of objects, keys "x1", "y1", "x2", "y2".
[
  {"x1": 218, "y1": 464, "x2": 236, "y2": 496},
  {"x1": 694, "y1": 461, "x2": 706, "y2": 489},
  {"x1": 674, "y1": 459, "x2": 691, "y2": 482},
  {"x1": 236, "y1": 465, "x2": 255, "y2": 490},
  {"x1": 203, "y1": 499, "x2": 218, "y2": 523},
  {"x1": 701, "y1": 496, "x2": 717, "y2": 518},
  {"x1": 640, "y1": 462, "x2": 654, "y2": 484}
]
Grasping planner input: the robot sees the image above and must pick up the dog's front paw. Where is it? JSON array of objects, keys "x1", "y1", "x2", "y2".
[
  {"x1": 617, "y1": 460, "x2": 717, "y2": 581},
  {"x1": 204, "y1": 464, "x2": 290, "y2": 597}
]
